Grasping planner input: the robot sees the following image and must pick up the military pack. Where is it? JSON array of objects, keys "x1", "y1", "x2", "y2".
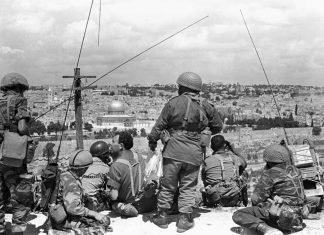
[{"x1": 0, "y1": 94, "x2": 28, "y2": 167}]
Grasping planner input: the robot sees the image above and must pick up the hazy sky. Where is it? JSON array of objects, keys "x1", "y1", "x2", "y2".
[{"x1": 0, "y1": 0, "x2": 323, "y2": 86}]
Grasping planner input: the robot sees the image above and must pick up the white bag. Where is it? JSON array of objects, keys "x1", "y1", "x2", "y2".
[{"x1": 145, "y1": 150, "x2": 163, "y2": 182}]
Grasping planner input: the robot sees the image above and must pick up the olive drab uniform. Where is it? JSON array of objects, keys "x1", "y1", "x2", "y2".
[
  {"x1": 0, "y1": 89, "x2": 31, "y2": 232},
  {"x1": 51, "y1": 170, "x2": 106, "y2": 230},
  {"x1": 148, "y1": 92, "x2": 223, "y2": 214},
  {"x1": 82, "y1": 157, "x2": 110, "y2": 211},
  {"x1": 233, "y1": 164, "x2": 306, "y2": 233},
  {"x1": 202, "y1": 150, "x2": 242, "y2": 207}
]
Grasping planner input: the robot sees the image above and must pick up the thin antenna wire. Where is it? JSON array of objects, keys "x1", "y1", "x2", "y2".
[
  {"x1": 76, "y1": 0, "x2": 95, "y2": 68},
  {"x1": 35, "y1": 16, "x2": 209, "y2": 120},
  {"x1": 240, "y1": 10, "x2": 289, "y2": 144},
  {"x1": 85, "y1": 16, "x2": 208, "y2": 89},
  {"x1": 98, "y1": 0, "x2": 101, "y2": 47}
]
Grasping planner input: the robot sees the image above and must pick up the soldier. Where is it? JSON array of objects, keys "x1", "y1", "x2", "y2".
[
  {"x1": 0, "y1": 73, "x2": 31, "y2": 233},
  {"x1": 232, "y1": 144, "x2": 306, "y2": 235},
  {"x1": 106, "y1": 132, "x2": 146, "y2": 217},
  {"x1": 148, "y1": 72, "x2": 223, "y2": 233},
  {"x1": 49, "y1": 150, "x2": 110, "y2": 231},
  {"x1": 201, "y1": 135, "x2": 247, "y2": 207},
  {"x1": 82, "y1": 141, "x2": 111, "y2": 211}
]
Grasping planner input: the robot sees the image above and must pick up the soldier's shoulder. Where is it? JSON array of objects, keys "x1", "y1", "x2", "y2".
[
  {"x1": 167, "y1": 95, "x2": 180, "y2": 103},
  {"x1": 61, "y1": 171, "x2": 76, "y2": 184},
  {"x1": 200, "y1": 98, "x2": 215, "y2": 108}
]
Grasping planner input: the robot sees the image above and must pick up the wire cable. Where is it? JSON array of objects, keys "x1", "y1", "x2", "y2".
[
  {"x1": 240, "y1": 10, "x2": 289, "y2": 145},
  {"x1": 35, "y1": 16, "x2": 209, "y2": 120}
]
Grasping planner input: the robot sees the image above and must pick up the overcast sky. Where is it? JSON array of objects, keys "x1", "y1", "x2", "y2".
[{"x1": 0, "y1": 0, "x2": 323, "y2": 86}]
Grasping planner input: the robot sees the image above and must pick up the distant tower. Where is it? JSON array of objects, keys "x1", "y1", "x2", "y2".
[{"x1": 48, "y1": 87, "x2": 53, "y2": 106}]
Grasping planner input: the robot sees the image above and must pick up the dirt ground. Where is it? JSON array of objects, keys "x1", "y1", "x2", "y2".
[{"x1": 4, "y1": 207, "x2": 324, "y2": 235}]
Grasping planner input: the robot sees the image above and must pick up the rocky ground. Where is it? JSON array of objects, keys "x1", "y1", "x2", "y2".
[{"x1": 3, "y1": 207, "x2": 323, "y2": 235}]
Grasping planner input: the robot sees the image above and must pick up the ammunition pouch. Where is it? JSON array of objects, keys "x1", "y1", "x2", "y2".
[
  {"x1": 49, "y1": 203, "x2": 68, "y2": 225},
  {"x1": 268, "y1": 196, "x2": 304, "y2": 232},
  {"x1": 205, "y1": 181, "x2": 241, "y2": 206}
]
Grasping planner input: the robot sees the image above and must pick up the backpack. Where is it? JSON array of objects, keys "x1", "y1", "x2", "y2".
[
  {"x1": 272, "y1": 165, "x2": 305, "y2": 203},
  {"x1": 0, "y1": 95, "x2": 28, "y2": 167}
]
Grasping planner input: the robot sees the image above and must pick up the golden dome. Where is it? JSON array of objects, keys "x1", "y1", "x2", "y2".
[{"x1": 108, "y1": 100, "x2": 125, "y2": 114}]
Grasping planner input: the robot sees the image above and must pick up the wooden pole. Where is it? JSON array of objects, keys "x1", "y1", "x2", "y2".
[{"x1": 63, "y1": 68, "x2": 96, "y2": 149}]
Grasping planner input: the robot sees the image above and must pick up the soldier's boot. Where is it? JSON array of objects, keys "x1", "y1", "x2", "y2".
[
  {"x1": 176, "y1": 213, "x2": 194, "y2": 233},
  {"x1": 256, "y1": 223, "x2": 283, "y2": 235},
  {"x1": 112, "y1": 202, "x2": 138, "y2": 217},
  {"x1": 151, "y1": 209, "x2": 168, "y2": 229},
  {"x1": 12, "y1": 205, "x2": 30, "y2": 234}
]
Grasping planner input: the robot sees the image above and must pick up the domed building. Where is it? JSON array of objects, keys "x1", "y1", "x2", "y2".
[{"x1": 95, "y1": 100, "x2": 136, "y2": 129}]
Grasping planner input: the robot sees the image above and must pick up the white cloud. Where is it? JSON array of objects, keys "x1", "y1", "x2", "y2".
[
  {"x1": 0, "y1": 46, "x2": 24, "y2": 55},
  {"x1": 0, "y1": 0, "x2": 324, "y2": 86}
]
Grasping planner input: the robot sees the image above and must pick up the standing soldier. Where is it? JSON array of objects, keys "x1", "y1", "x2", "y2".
[
  {"x1": 82, "y1": 141, "x2": 111, "y2": 211},
  {"x1": 148, "y1": 72, "x2": 223, "y2": 233},
  {"x1": 49, "y1": 150, "x2": 111, "y2": 232},
  {"x1": 0, "y1": 73, "x2": 31, "y2": 233},
  {"x1": 232, "y1": 144, "x2": 307, "y2": 235}
]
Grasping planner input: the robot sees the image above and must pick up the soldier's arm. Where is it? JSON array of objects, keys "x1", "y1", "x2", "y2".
[
  {"x1": 203, "y1": 100, "x2": 223, "y2": 135},
  {"x1": 148, "y1": 103, "x2": 170, "y2": 143},
  {"x1": 251, "y1": 172, "x2": 273, "y2": 206},
  {"x1": 63, "y1": 180, "x2": 90, "y2": 217},
  {"x1": 106, "y1": 163, "x2": 122, "y2": 200}
]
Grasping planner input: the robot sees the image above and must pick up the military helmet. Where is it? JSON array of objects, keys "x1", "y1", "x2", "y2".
[
  {"x1": 176, "y1": 72, "x2": 202, "y2": 91},
  {"x1": 90, "y1": 141, "x2": 110, "y2": 157},
  {"x1": 1, "y1": 73, "x2": 29, "y2": 91},
  {"x1": 69, "y1": 150, "x2": 93, "y2": 168},
  {"x1": 263, "y1": 144, "x2": 290, "y2": 163}
]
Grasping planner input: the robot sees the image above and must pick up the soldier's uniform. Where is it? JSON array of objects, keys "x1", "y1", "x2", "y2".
[
  {"x1": 82, "y1": 157, "x2": 110, "y2": 211},
  {"x1": 233, "y1": 144, "x2": 306, "y2": 235},
  {"x1": 148, "y1": 72, "x2": 223, "y2": 232},
  {"x1": 50, "y1": 150, "x2": 110, "y2": 231},
  {"x1": 202, "y1": 150, "x2": 242, "y2": 207},
  {"x1": 0, "y1": 73, "x2": 31, "y2": 233}
]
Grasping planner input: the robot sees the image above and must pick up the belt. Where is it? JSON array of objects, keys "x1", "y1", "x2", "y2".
[{"x1": 170, "y1": 129, "x2": 199, "y2": 135}]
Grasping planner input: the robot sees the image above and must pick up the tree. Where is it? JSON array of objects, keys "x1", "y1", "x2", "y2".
[
  {"x1": 312, "y1": 126, "x2": 321, "y2": 136},
  {"x1": 295, "y1": 104, "x2": 298, "y2": 115},
  {"x1": 47, "y1": 121, "x2": 66, "y2": 136},
  {"x1": 29, "y1": 119, "x2": 46, "y2": 135},
  {"x1": 84, "y1": 122, "x2": 93, "y2": 132},
  {"x1": 140, "y1": 128, "x2": 147, "y2": 137}
]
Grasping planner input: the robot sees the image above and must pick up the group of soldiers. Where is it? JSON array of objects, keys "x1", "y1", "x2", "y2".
[{"x1": 0, "y1": 71, "x2": 321, "y2": 235}]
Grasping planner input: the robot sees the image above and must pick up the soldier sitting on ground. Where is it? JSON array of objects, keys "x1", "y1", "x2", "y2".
[
  {"x1": 232, "y1": 144, "x2": 308, "y2": 235},
  {"x1": 49, "y1": 150, "x2": 111, "y2": 232},
  {"x1": 82, "y1": 141, "x2": 112, "y2": 211},
  {"x1": 201, "y1": 135, "x2": 247, "y2": 207},
  {"x1": 106, "y1": 131, "x2": 157, "y2": 217}
]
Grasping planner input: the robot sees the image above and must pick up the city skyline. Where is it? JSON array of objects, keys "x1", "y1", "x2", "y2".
[{"x1": 1, "y1": 0, "x2": 324, "y2": 86}]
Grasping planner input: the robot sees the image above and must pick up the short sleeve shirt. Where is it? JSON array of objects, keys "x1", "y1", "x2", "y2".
[{"x1": 107, "y1": 151, "x2": 144, "y2": 203}]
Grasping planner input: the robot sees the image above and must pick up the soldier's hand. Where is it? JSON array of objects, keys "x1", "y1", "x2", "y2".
[{"x1": 94, "y1": 212, "x2": 107, "y2": 223}]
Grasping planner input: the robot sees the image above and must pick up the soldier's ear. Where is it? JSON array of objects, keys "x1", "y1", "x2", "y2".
[{"x1": 119, "y1": 143, "x2": 124, "y2": 150}]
